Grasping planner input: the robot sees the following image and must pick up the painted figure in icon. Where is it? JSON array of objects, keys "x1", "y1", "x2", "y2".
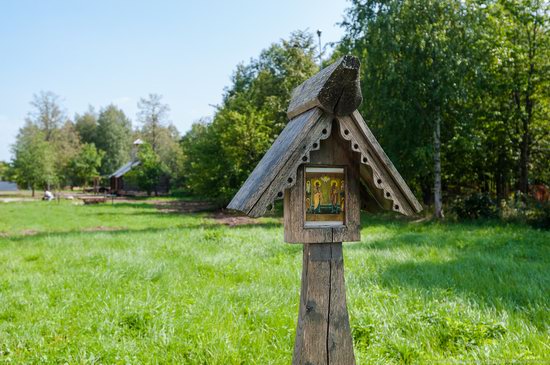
[
  {"x1": 330, "y1": 181, "x2": 339, "y2": 213},
  {"x1": 305, "y1": 167, "x2": 345, "y2": 223},
  {"x1": 313, "y1": 181, "x2": 322, "y2": 213},
  {"x1": 305, "y1": 180, "x2": 312, "y2": 212},
  {"x1": 340, "y1": 179, "x2": 345, "y2": 211}
]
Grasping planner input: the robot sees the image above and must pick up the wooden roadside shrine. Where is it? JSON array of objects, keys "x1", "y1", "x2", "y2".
[{"x1": 228, "y1": 55, "x2": 422, "y2": 365}]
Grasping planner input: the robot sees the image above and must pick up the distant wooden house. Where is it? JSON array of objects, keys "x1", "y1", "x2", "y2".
[
  {"x1": 109, "y1": 160, "x2": 141, "y2": 194},
  {"x1": 109, "y1": 139, "x2": 169, "y2": 195}
]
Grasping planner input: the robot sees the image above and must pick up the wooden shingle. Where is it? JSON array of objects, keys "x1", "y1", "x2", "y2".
[{"x1": 228, "y1": 55, "x2": 422, "y2": 219}]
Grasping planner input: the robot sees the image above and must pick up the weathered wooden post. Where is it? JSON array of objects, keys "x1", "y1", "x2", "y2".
[{"x1": 228, "y1": 55, "x2": 422, "y2": 365}]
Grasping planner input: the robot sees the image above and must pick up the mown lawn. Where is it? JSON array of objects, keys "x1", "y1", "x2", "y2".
[{"x1": 0, "y1": 200, "x2": 548, "y2": 364}]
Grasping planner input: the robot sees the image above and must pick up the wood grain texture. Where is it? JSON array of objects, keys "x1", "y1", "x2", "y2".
[
  {"x1": 330, "y1": 128, "x2": 361, "y2": 243},
  {"x1": 336, "y1": 113, "x2": 423, "y2": 215},
  {"x1": 351, "y1": 111, "x2": 423, "y2": 213},
  {"x1": 285, "y1": 165, "x2": 333, "y2": 243},
  {"x1": 284, "y1": 119, "x2": 361, "y2": 244},
  {"x1": 249, "y1": 113, "x2": 333, "y2": 217},
  {"x1": 228, "y1": 108, "x2": 323, "y2": 216},
  {"x1": 287, "y1": 56, "x2": 362, "y2": 120},
  {"x1": 292, "y1": 243, "x2": 356, "y2": 365},
  {"x1": 327, "y1": 244, "x2": 355, "y2": 365}
]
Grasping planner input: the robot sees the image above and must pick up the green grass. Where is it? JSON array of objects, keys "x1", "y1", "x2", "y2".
[{"x1": 0, "y1": 200, "x2": 548, "y2": 364}]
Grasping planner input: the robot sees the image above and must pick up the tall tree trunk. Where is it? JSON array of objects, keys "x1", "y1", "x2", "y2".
[
  {"x1": 518, "y1": 65, "x2": 533, "y2": 194},
  {"x1": 519, "y1": 131, "x2": 530, "y2": 194},
  {"x1": 516, "y1": 20, "x2": 537, "y2": 194},
  {"x1": 496, "y1": 138, "x2": 508, "y2": 201},
  {"x1": 434, "y1": 111, "x2": 444, "y2": 219}
]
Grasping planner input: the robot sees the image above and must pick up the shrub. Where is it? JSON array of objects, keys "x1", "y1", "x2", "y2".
[
  {"x1": 450, "y1": 193, "x2": 498, "y2": 219},
  {"x1": 501, "y1": 192, "x2": 550, "y2": 229}
]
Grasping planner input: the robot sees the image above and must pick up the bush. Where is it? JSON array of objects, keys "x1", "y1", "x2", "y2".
[
  {"x1": 501, "y1": 192, "x2": 550, "y2": 229},
  {"x1": 450, "y1": 192, "x2": 549, "y2": 229},
  {"x1": 450, "y1": 193, "x2": 498, "y2": 219},
  {"x1": 528, "y1": 203, "x2": 550, "y2": 229}
]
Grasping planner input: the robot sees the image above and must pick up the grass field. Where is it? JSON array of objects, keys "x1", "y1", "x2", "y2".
[{"x1": 0, "y1": 199, "x2": 548, "y2": 364}]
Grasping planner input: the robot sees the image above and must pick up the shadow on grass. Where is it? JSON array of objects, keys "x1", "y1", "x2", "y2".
[
  {"x1": 351, "y1": 215, "x2": 549, "y2": 317},
  {"x1": 81, "y1": 201, "x2": 219, "y2": 216},
  {"x1": 378, "y1": 259, "x2": 549, "y2": 333},
  {"x1": 82, "y1": 202, "x2": 159, "y2": 210}
]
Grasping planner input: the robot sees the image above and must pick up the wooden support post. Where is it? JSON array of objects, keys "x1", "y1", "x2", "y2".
[
  {"x1": 227, "y1": 55, "x2": 423, "y2": 365},
  {"x1": 293, "y1": 243, "x2": 355, "y2": 365}
]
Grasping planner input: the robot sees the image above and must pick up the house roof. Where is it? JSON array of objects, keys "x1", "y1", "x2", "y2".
[
  {"x1": 287, "y1": 55, "x2": 363, "y2": 119},
  {"x1": 109, "y1": 160, "x2": 141, "y2": 178},
  {"x1": 228, "y1": 55, "x2": 422, "y2": 218},
  {"x1": 228, "y1": 108, "x2": 422, "y2": 217}
]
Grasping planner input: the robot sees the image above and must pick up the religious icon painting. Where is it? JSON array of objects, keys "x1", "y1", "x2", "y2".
[{"x1": 304, "y1": 166, "x2": 345, "y2": 227}]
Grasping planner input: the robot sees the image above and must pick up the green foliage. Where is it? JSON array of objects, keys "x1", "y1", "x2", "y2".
[
  {"x1": 450, "y1": 192, "x2": 550, "y2": 229},
  {"x1": 137, "y1": 94, "x2": 185, "y2": 186},
  {"x1": 67, "y1": 143, "x2": 104, "y2": 188},
  {"x1": 27, "y1": 91, "x2": 65, "y2": 141},
  {"x1": 450, "y1": 193, "x2": 498, "y2": 220},
  {"x1": 0, "y1": 161, "x2": 9, "y2": 181},
  {"x1": 12, "y1": 92, "x2": 182, "y2": 194},
  {"x1": 181, "y1": 31, "x2": 319, "y2": 204},
  {"x1": 95, "y1": 105, "x2": 133, "y2": 175},
  {"x1": 339, "y1": 0, "x2": 475, "y2": 201},
  {"x1": 15, "y1": 91, "x2": 80, "y2": 188},
  {"x1": 137, "y1": 93, "x2": 170, "y2": 152},
  {"x1": 10, "y1": 123, "x2": 57, "y2": 194},
  {"x1": 528, "y1": 203, "x2": 550, "y2": 229},
  {"x1": 9, "y1": 8, "x2": 548, "y2": 209},
  {"x1": 500, "y1": 193, "x2": 550, "y2": 229},
  {"x1": 0, "y1": 202, "x2": 548, "y2": 363},
  {"x1": 50, "y1": 121, "x2": 82, "y2": 187},
  {"x1": 467, "y1": 0, "x2": 550, "y2": 197},
  {"x1": 180, "y1": 120, "x2": 228, "y2": 202},
  {"x1": 338, "y1": 0, "x2": 549, "y2": 204},
  {"x1": 130, "y1": 143, "x2": 167, "y2": 196},
  {"x1": 74, "y1": 106, "x2": 98, "y2": 145}
]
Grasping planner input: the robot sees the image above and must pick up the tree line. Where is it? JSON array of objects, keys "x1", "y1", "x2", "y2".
[
  {"x1": 181, "y1": 0, "x2": 548, "y2": 217},
  {"x1": 7, "y1": 92, "x2": 183, "y2": 196},
  {"x1": 3, "y1": 0, "x2": 549, "y2": 218},
  {"x1": 336, "y1": 0, "x2": 549, "y2": 217}
]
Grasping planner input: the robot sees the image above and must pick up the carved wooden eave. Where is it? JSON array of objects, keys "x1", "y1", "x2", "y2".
[
  {"x1": 228, "y1": 55, "x2": 422, "y2": 218},
  {"x1": 228, "y1": 107, "x2": 334, "y2": 217},
  {"x1": 336, "y1": 111, "x2": 423, "y2": 216}
]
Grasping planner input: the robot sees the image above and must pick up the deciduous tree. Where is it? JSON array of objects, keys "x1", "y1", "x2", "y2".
[
  {"x1": 137, "y1": 94, "x2": 170, "y2": 154},
  {"x1": 181, "y1": 31, "x2": 319, "y2": 203},
  {"x1": 137, "y1": 94, "x2": 184, "y2": 185},
  {"x1": 340, "y1": 0, "x2": 481, "y2": 217},
  {"x1": 27, "y1": 91, "x2": 65, "y2": 141},
  {"x1": 95, "y1": 105, "x2": 132, "y2": 176},
  {"x1": 75, "y1": 106, "x2": 98, "y2": 145},
  {"x1": 132, "y1": 143, "x2": 166, "y2": 196},
  {"x1": 11, "y1": 123, "x2": 57, "y2": 196},
  {"x1": 67, "y1": 143, "x2": 104, "y2": 190}
]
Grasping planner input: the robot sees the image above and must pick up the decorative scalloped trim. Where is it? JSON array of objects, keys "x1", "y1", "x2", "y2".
[
  {"x1": 270, "y1": 123, "x2": 333, "y2": 206},
  {"x1": 257, "y1": 116, "x2": 406, "y2": 216},
  {"x1": 336, "y1": 119, "x2": 404, "y2": 214}
]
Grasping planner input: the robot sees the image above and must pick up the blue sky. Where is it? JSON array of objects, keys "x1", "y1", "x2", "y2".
[{"x1": 0, "y1": 0, "x2": 348, "y2": 161}]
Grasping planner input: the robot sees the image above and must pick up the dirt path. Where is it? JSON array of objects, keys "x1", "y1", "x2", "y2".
[{"x1": 153, "y1": 200, "x2": 217, "y2": 213}]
